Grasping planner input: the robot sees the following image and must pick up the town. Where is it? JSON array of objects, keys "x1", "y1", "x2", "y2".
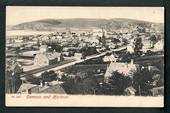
[{"x1": 6, "y1": 22, "x2": 164, "y2": 96}]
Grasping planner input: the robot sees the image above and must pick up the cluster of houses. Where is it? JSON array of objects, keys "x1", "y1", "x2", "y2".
[
  {"x1": 6, "y1": 24, "x2": 164, "y2": 95},
  {"x1": 126, "y1": 33, "x2": 164, "y2": 54}
]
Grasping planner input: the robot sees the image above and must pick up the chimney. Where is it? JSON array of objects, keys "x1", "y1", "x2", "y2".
[
  {"x1": 130, "y1": 59, "x2": 134, "y2": 65},
  {"x1": 148, "y1": 66, "x2": 151, "y2": 72},
  {"x1": 40, "y1": 80, "x2": 43, "y2": 87},
  {"x1": 44, "y1": 82, "x2": 48, "y2": 86}
]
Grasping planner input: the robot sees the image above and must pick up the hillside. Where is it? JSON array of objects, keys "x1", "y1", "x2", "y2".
[
  {"x1": 8, "y1": 19, "x2": 61, "y2": 31},
  {"x1": 8, "y1": 18, "x2": 164, "y2": 32}
]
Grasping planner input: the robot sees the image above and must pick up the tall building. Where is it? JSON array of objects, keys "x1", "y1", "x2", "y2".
[{"x1": 99, "y1": 28, "x2": 106, "y2": 46}]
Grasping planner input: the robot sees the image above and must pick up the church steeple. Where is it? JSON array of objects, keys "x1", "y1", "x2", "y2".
[
  {"x1": 102, "y1": 27, "x2": 105, "y2": 38},
  {"x1": 101, "y1": 28, "x2": 106, "y2": 46}
]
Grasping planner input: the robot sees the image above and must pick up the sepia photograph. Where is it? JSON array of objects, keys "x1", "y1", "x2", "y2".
[{"x1": 5, "y1": 6, "x2": 164, "y2": 107}]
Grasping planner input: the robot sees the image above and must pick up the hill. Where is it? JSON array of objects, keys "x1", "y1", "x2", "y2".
[{"x1": 8, "y1": 18, "x2": 164, "y2": 32}]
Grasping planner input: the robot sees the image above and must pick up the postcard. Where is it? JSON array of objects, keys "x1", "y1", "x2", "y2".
[{"x1": 6, "y1": 6, "x2": 164, "y2": 107}]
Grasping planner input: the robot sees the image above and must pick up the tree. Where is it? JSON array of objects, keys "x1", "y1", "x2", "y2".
[
  {"x1": 6, "y1": 69, "x2": 13, "y2": 93},
  {"x1": 75, "y1": 77, "x2": 97, "y2": 94},
  {"x1": 112, "y1": 38, "x2": 121, "y2": 44},
  {"x1": 107, "y1": 71, "x2": 132, "y2": 95},
  {"x1": 80, "y1": 46, "x2": 98, "y2": 56},
  {"x1": 150, "y1": 34, "x2": 157, "y2": 48},
  {"x1": 40, "y1": 71, "x2": 57, "y2": 83},
  {"x1": 122, "y1": 38, "x2": 128, "y2": 46},
  {"x1": 133, "y1": 68, "x2": 153, "y2": 96},
  {"x1": 41, "y1": 71, "x2": 49, "y2": 82},
  {"x1": 61, "y1": 72, "x2": 98, "y2": 95},
  {"x1": 61, "y1": 76, "x2": 76, "y2": 94},
  {"x1": 134, "y1": 37, "x2": 143, "y2": 56},
  {"x1": 6, "y1": 59, "x2": 22, "y2": 93},
  {"x1": 46, "y1": 41, "x2": 62, "y2": 52}
]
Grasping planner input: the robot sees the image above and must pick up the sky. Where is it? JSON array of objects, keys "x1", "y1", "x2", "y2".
[{"x1": 6, "y1": 6, "x2": 164, "y2": 25}]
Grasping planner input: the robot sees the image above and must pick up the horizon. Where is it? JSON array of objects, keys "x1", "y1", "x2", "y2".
[
  {"x1": 7, "y1": 18, "x2": 163, "y2": 26},
  {"x1": 6, "y1": 6, "x2": 164, "y2": 25}
]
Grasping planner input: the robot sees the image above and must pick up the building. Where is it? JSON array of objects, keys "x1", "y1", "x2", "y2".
[
  {"x1": 34, "y1": 45, "x2": 64, "y2": 67},
  {"x1": 152, "y1": 39, "x2": 164, "y2": 52},
  {"x1": 34, "y1": 52, "x2": 63, "y2": 67},
  {"x1": 84, "y1": 36, "x2": 99, "y2": 44},
  {"x1": 141, "y1": 39, "x2": 152, "y2": 52},
  {"x1": 92, "y1": 28, "x2": 103, "y2": 37},
  {"x1": 74, "y1": 53, "x2": 83, "y2": 60},
  {"x1": 19, "y1": 50, "x2": 39, "y2": 57},
  {"x1": 124, "y1": 86, "x2": 136, "y2": 96},
  {"x1": 142, "y1": 38, "x2": 164, "y2": 53},
  {"x1": 104, "y1": 59, "x2": 139, "y2": 82},
  {"x1": 17, "y1": 83, "x2": 38, "y2": 94},
  {"x1": 17, "y1": 81, "x2": 66, "y2": 94},
  {"x1": 150, "y1": 86, "x2": 164, "y2": 96},
  {"x1": 103, "y1": 54, "x2": 119, "y2": 62}
]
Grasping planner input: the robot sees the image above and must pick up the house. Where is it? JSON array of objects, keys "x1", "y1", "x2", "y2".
[
  {"x1": 62, "y1": 51, "x2": 70, "y2": 57},
  {"x1": 17, "y1": 83, "x2": 38, "y2": 94},
  {"x1": 152, "y1": 39, "x2": 164, "y2": 52},
  {"x1": 84, "y1": 37, "x2": 99, "y2": 44},
  {"x1": 34, "y1": 52, "x2": 63, "y2": 67},
  {"x1": 47, "y1": 52, "x2": 63, "y2": 64},
  {"x1": 92, "y1": 28, "x2": 103, "y2": 37},
  {"x1": 103, "y1": 54, "x2": 119, "y2": 62},
  {"x1": 108, "y1": 43, "x2": 116, "y2": 49},
  {"x1": 17, "y1": 81, "x2": 66, "y2": 94},
  {"x1": 150, "y1": 86, "x2": 164, "y2": 96},
  {"x1": 124, "y1": 86, "x2": 136, "y2": 96},
  {"x1": 19, "y1": 50, "x2": 39, "y2": 57},
  {"x1": 34, "y1": 45, "x2": 64, "y2": 67},
  {"x1": 34, "y1": 53, "x2": 49, "y2": 67},
  {"x1": 104, "y1": 59, "x2": 139, "y2": 82},
  {"x1": 141, "y1": 39, "x2": 152, "y2": 52},
  {"x1": 74, "y1": 53, "x2": 83, "y2": 60},
  {"x1": 56, "y1": 35, "x2": 63, "y2": 39},
  {"x1": 39, "y1": 84, "x2": 66, "y2": 94},
  {"x1": 96, "y1": 46, "x2": 106, "y2": 53}
]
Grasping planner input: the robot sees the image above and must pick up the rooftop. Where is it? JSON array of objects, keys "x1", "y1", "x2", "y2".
[
  {"x1": 17, "y1": 83, "x2": 37, "y2": 93},
  {"x1": 17, "y1": 81, "x2": 66, "y2": 94},
  {"x1": 104, "y1": 61, "x2": 139, "y2": 78},
  {"x1": 47, "y1": 52, "x2": 61, "y2": 60},
  {"x1": 39, "y1": 84, "x2": 66, "y2": 94}
]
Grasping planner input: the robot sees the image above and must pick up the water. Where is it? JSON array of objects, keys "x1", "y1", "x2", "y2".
[{"x1": 6, "y1": 30, "x2": 55, "y2": 37}]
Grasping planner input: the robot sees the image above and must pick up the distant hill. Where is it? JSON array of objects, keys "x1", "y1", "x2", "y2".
[
  {"x1": 7, "y1": 18, "x2": 164, "y2": 32},
  {"x1": 8, "y1": 19, "x2": 61, "y2": 31}
]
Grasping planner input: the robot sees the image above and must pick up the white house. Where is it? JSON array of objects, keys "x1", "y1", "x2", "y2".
[
  {"x1": 103, "y1": 54, "x2": 119, "y2": 62},
  {"x1": 34, "y1": 45, "x2": 64, "y2": 68},
  {"x1": 74, "y1": 53, "x2": 83, "y2": 60},
  {"x1": 153, "y1": 39, "x2": 164, "y2": 52},
  {"x1": 104, "y1": 59, "x2": 139, "y2": 83}
]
